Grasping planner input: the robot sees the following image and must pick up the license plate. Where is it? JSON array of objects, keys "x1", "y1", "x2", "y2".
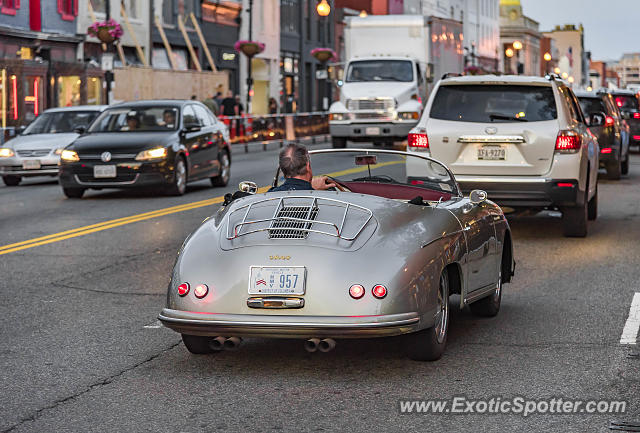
[
  {"x1": 365, "y1": 127, "x2": 381, "y2": 136},
  {"x1": 93, "y1": 165, "x2": 116, "y2": 178},
  {"x1": 477, "y1": 146, "x2": 506, "y2": 160},
  {"x1": 22, "y1": 160, "x2": 41, "y2": 170},
  {"x1": 249, "y1": 266, "x2": 306, "y2": 295}
]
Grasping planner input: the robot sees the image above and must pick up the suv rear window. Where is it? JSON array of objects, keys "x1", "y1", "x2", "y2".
[
  {"x1": 578, "y1": 97, "x2": 607, "y2": 116},
  {"x1": 430, "y1": 84, "x2": 557, "y2": 122}
]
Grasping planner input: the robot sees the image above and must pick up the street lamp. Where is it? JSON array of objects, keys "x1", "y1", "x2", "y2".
[
  {"x1": 505, "y1": 48, "x2": 514, "y2": 58},
  {"x1": 316, "y1": 0, "x2": 330, "y2": 17},
  {"x1": 561, "y1": 72, "x2": 569, "y2": 79},
  {"x1": 543, "y1": 52, "x2": 552, "y2": 62},
  {"x1": 512, "y1": 40, "x2": 523, "y2": 50},
  {"x1": 554, "y1": 67, "x2": 560, "y2": 74}
]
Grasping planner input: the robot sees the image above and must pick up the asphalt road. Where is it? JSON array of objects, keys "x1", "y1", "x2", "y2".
[{"x1": 1, "y1": 142, "x2": 639, "y2": 433}]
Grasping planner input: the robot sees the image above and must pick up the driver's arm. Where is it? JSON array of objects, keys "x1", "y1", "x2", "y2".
[{"x1": 311, "y1": 176, "x2": 337, "y2": 190}]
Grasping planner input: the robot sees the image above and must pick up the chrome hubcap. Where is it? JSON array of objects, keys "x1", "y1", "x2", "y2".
[
  {"x1": 176, "y1": 160, "x2": 186, "y2": 191},
  {"x1": 434, "y1": 273, "x2": 449, "y2": 344},
  {"x1": 220, "y1": 154, "x2": 229, "y2": 181}
]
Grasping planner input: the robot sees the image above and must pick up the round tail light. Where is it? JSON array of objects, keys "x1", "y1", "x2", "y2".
[
  {"x1": 194, "y1": 284, "x2": 209, "y2": 299},
  {"x1": 349, "y1": 284, "x2": 365, "y2": 299},
  {"x1": 372, "y1": 284, "x2": 387, "y2": 299},
  {"x1": 177, "y1": 282, "x2": 190, "y2": 296}
]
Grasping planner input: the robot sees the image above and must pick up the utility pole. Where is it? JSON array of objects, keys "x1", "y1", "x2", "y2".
[
  {"x1": 105, "y1": 0, "x2": 112, "y2": 104},
  {"x1": 246, "y1": 0, "x2": 253, "y2": 113}
]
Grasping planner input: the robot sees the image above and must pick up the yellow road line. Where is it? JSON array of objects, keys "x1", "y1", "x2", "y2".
[{"x1": 0, "y1": 159, "x2": 406, "y2": 255}]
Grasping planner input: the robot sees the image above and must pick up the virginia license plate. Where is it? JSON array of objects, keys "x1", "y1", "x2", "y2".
[
  {"x1": 477, "y1": 146, "x2": 506, "y2": 160},
  {"x1": 365, "y1": 127, "x2": 381, "y2": 136},
  {"x1": 249, "y1": 266, "x2": 306, "y2": 295},
  {"x1": 93, "y1": 165, "x2": 116, "y2": 178},
  {"x1": 22, "y1": 160, "x2": 41, "y2": 169}
]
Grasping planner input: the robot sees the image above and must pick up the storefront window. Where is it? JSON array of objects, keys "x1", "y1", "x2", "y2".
[
  {"x1": 58, "y1": 76, "x2": 81, "y2": 107},
  {"x1": 24, "y1": 76, "x2": 43, "y2": 123},
  {"x1": 87, "y1": 77, "x2": 102, "y2": 105},
  {"x1": 90, "y1": 0, "x2": 106, "y2": 14}
]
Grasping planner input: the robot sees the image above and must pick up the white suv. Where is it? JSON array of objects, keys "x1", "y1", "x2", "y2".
[{"x1": 407, "y1": 75, "x2": 599, "y2": 237}]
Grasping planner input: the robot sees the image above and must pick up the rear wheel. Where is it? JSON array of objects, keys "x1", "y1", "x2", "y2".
[
  {"x1": 62, "y1": 187, "x2": 85, "y2": 199},
  {"x1": 405, "y1": 270, "x2": 449, "y2": 361},
  {"x1": 181, "y1": 334, "x2": 214, "y2": 354},
  {"x1": 588, "y1": 184, "x2": 598, "y2": 221},
  {"x1": 2, "y1": 175, "x2": 21, "y2": 186},
  {"x1": 606, "y1": 159, "x2": 621, "y2": 180},
  {"x1": 621, "y1": 153, "x2": 629, "y2": 175},
  {"x1": 562, "y1": 191, "x2": 588, "y2": 238},
  {"x1": 210, "y1": 150, "x2": 230, "y2": 187},
  {"x1": 332, "y1": 137, "x2": 347, "y2": 148},
  {"x1": 167, "y1": 156, "x2": 187, "y2": 196}
]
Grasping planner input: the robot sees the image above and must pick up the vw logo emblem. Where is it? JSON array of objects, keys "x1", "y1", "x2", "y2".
[
  {"x1": 485, "y1": 127, "x2": 498, "y2": 135},
  {"x1": 101, "y1": 152, "x2": 112, "y2": 162}
]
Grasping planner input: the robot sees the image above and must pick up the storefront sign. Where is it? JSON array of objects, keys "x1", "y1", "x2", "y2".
[
  {"x1": 101, "y1": 53, "x2": 114, "y2": 71},
  {"x1": 222, "y1": 52, "x2": 236, "y2": 61}
]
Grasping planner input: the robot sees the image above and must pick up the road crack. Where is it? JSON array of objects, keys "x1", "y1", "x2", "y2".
[{"x1": 2, "y1": 340, "x2": 181, "y2": 433}]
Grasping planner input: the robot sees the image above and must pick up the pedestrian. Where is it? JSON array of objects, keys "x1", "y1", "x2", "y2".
[
  {"x1": 214, "y1": 91, "x2": 223, "y2": 109},
  {"x1": 269, "y1": 97, "x2": 278, "y2": 114},
  {"x1": 234, "y1": 94, "x2": 244, "y2": 136},
  {"x1": 203, "y1": 95, "x2": 219, "y2": 116},
  {"x1": 221, "y1": 90, "x2": 236, "y2": 117}
]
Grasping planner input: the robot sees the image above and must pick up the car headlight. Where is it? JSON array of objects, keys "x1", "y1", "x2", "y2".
[
  {"x1": 329, "y1": 113, "x2": 347, "y2": 121},
  {"x1": 399, "y1": 112, "x2": 420, "y2": 120},
  {"x1": 60, "y1": 149, "x2": 79, "y2": 162},
  {"x1": 0, "y1": 148, "x2": 15, "y2": 158},
  {"x1": 135, "y1": 147, "x2": 167, "y2": 161}
]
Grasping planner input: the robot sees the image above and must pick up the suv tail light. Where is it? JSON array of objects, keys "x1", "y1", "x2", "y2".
[
  {"x1": 408, "y1": 132, "x2": 429, "y2": 150},
  {"x1": 555, "y1": 130, "x2": 581, "y2": 153},
  {"x1": 633, "y1": 112, "x2": 640, "y2": 119},
  {"x1": 605, "y1": 116, "x2": 614, "y2": 127}
]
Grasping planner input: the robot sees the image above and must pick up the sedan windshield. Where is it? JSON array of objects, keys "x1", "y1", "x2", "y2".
[
  {"x1": 89, "y1": 107, "x2": 180, "y2": 132},
  {"x1": 23, "y1": 111, "x2": 100, "y2": 135},
  {"x1": 346, "y1": 60, "x2": 413, "y2": 83}
]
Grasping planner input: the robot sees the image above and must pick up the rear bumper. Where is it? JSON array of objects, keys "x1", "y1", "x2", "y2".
[
  {"x1": 598, "y1": 148, "x2": 620, "y2": 165},
  {"x1": 456, "y1": 176, "x2": 582, "y2": 208},
  {"x1": 330, "y1": 122, "x2": 415, "y2": 141},
  {"x1": 158, "y1": 308, "x2": 421, "y2": 339}
]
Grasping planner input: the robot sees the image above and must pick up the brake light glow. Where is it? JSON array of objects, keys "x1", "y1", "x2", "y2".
[
  {"x1": 634, "y1": 112, "x2": 640, "y2": 119},
  {"x1": 556, "y1": 182, "x2": 574, "y2": 188},
  {"x1": 177, "y1": 283, "x2": 190, "y2": 296},
  {"x1": 555, "y1": 131, "x2": 581, "y2": 153},
  {"x1": 633, "y1": 135, "x2": 640, "y2": 141},
  {"x1": 601, "y1": 147, "x2": 612, "y2": 154},
  {"x1": 616, "y1": 98, "x2": 623, "y2": 107},
  {"x1": 605, "y1": 116, "x2": 614, "y2": 127},
  {"x1": 349, "y1": 284, "x2": 365, "y2": 299},
  {"x1": 408, "y1": 132, "x2": 429, "y2": 149},
  {"x1": 194, "y1": 284, "x2": 209, "y2": 299},
  {"x1": 372, "y1": 284, "x2": 387, "y2": 299}
]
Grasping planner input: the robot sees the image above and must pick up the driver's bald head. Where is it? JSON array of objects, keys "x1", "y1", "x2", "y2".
[{"x1": 279, "y1": 143, "x2": 309, "y2": 178}]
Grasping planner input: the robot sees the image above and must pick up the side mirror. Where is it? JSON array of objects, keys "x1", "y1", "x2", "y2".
[
  {"x1": 183, "y1": 123, "x2": 201, "y2": 133},
  {"x1": 587, "y1": 112, "x2": 606, "y2": 127},
  {"x1": 74, "y1": 125, "x2": 86, "y2": 134},
  {"x1": 239, "y1": 181, "x2": 258, "y2": 194},
  {"x1": 425, "y1": 63, "x2": 435, "y2": 83},
  {"x1": 16, "y1": 125, "x2": 26, "y2": 135},
  {"x1": 469, "y1": 189, "x2": 487, "y2": 205}
]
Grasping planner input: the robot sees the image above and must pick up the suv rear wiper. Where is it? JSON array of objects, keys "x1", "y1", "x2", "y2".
[{"x1": 488, "y1": 113, "x2": 528, "y2": 122}]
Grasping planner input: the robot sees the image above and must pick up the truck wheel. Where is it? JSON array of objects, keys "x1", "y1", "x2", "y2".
[
  {"x1": 62, "y1": 187, "x2": 85, "y2": 199},
  {"x1": 404, "y1": 271, "x2": 449, "y2": 361},
  {"x1": 2, "y1": 175, "x2": 21, "y2": 186},
  {"x1": 621, "y1": 153, "x2": 629, "y2": 175},
  {"x1": 562, "y1": 193, "x2": 588, "y2": 238},
  {"x1": 606, "y1": 160, "x2": 621, "y2": 180},
  {"x1": 181, "y1": 334, "x2": 214, "y2": 354},
  {"x1": 587, "y1": 185, "x2": 598, "y2": 221},
  {"x1": 332, "y1": 137, "x2": 347, "y2": 149}
]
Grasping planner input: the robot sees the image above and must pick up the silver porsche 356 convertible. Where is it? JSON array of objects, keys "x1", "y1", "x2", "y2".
[{"x1": 159, "y1": 149, "x2": 515, "y2": 361}]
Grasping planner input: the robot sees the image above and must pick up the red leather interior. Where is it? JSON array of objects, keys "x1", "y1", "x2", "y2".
[{"x1": 343, "y1": 182, "x2": 452, "y2": 202}]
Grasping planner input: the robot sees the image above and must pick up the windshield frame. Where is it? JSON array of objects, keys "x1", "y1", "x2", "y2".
[
  {"x1": 273, "y1": 148, "x2": 461, "y2": 198},
  {"x1": 345, "y1": 59, "x2": 414, "y2": 83},
  {"x1": 22, "y1": 110, "x2": 101, "y2": 135},
  {"x1": 87, "y1": 106, "x2": 182, "y2": 133}
]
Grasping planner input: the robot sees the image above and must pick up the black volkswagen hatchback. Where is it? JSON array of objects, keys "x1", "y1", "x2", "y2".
[{"x1": 59, "y1": 100, "x2": 231, "y2": 198}]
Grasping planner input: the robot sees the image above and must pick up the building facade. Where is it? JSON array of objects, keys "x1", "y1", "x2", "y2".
[
  {"x1": 543, "y1": 24, "x2": 587, "y2": 87},
  {"x1": 499, "y1": 0, "x2": 540, "y2": 76},
  {"x1": 614, "y1": 53, "x2": 640, "y2": 88}
]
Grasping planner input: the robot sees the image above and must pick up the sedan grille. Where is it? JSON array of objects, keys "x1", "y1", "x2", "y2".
[
  {"x1": 77, "y1": 152, "x2": 137, "y2": 160},
  {"x1": 17, "y1": 149, "x2": 51, "y2": 157},
  {"x1": 269, "y1": 205, "x2": 319, "y2": 239}
]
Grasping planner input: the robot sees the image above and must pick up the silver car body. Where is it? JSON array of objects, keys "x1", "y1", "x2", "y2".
[
  {"x1": 159, "y1": 149, "x2": 514, "y2": 340},
  {"x1": 0, "y1": 105, "x2": 106, "y2": 178}
]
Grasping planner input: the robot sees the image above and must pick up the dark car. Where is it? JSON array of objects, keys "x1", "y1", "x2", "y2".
[
  {"x1": 609, "y1": 90, "x2": 640, "y2": 148},
  {"x1": 59, "y1": 100, "x2": 231, "y2": 198},
  {"x1": 576, "y1": 91, "x2": 629, "y2": 179}
]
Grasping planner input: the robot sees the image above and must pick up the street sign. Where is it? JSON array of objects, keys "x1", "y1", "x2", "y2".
[
  {"x1": 316, "y1": 69, "x2": 328, "y2": 80},
  {"x1": 101, "y1": 53, "x2": 114, "y2": 71}
]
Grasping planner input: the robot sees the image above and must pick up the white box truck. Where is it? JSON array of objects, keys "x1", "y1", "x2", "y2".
[{"x1": 329, "y1": 15, "x2": 463, "y2": 148}]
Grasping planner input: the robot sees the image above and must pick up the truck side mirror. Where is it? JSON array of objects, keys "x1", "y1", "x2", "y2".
[{"x1": 426, "y1": 63, "x2": 434, "y2": 83}]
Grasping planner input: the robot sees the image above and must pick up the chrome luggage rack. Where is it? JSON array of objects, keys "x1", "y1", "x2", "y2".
[{"x1": 226, "y1": 196, "x2": 373, "y2": 241}]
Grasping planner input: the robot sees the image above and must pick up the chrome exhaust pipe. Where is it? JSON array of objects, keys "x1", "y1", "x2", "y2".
[
  {"x1": 304, "y1": 338, "x2": 320, "y2": 353},
  {"x1": 318, "y1": 338, "x2": 336, "y2": 353},
  {"x1": 223, "y1": 336, "x2": 242, "y2": 350},
  {"x1": 210, "y1": 336, "x2": 226, "y2": 351}
]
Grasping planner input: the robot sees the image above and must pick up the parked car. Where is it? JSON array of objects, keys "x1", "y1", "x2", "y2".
[
  {"x1": 407, "y1": 74, "x2": 599, "y2": 237},
  {"x1": 58, "y1": 100, "x2": 231, "y2": 198},
  {"x1": 0, "y1": 106, "x2": 106, "y2": 186},
  {"x1": 609, "y1": 89, "x2": 640, "y2": 148},
  {"x1": 576, "y1": 90, "x2": 629, "y2": 179},
  {"x1": 159, "y1": 149, "x2": 515, "y2": 361}
]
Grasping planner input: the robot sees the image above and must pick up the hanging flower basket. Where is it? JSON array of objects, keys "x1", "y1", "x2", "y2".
[
  {"x1": 88, "y1": 19, "x2": 124, "y2": 44},
  {"x1": 463, "y1": 65, "x2": 485, "y2": 76},
  {"x1": 234, "y1": 40, "x2": 265, "y2": 58},
  {"x1": 311, "y1": 48, "x2": 337, "y2": 63}
]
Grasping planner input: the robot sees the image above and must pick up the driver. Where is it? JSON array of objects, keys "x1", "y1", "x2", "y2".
[
  {"x1": 163, "y1": 109, "x2": 176, "y2": 127},
  {"x1": 269, "y1": 143, "x2": 337, "y2": 192}
]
